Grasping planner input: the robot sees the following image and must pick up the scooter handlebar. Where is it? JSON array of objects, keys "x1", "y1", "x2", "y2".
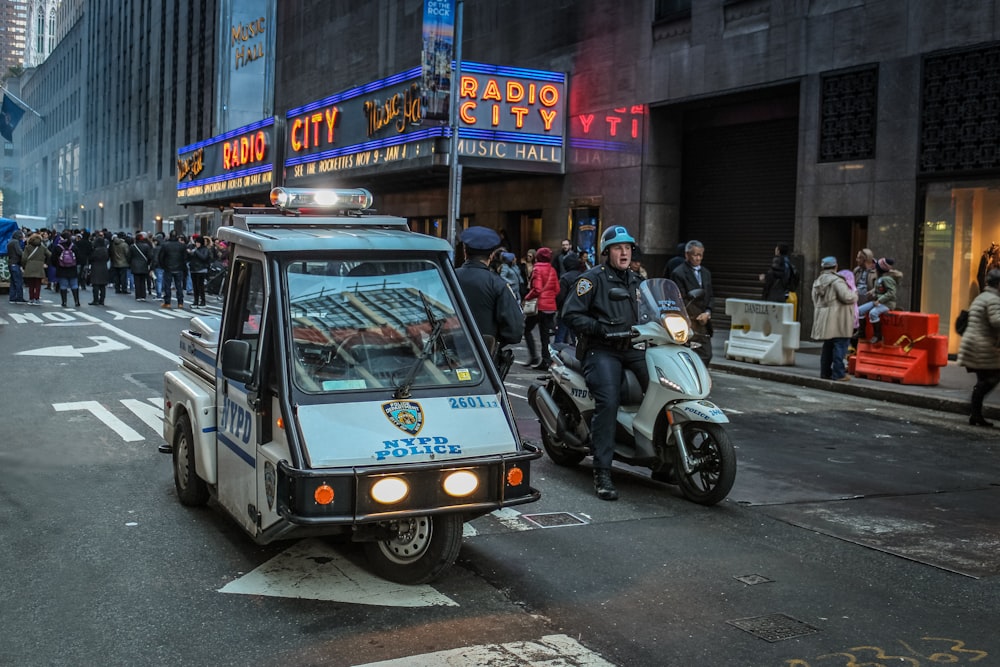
[{"x1": 603, "y1": 329, "x2": 639, "y2": 339}]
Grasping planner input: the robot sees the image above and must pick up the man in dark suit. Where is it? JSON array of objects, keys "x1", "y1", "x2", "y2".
[{"x1": 670, "y1": 240, "x2": 714, "y2": 362}]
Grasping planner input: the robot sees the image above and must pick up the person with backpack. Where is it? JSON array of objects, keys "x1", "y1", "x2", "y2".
[{"x1": 53, "y1": 230, "x2": 82, "y2": 308}]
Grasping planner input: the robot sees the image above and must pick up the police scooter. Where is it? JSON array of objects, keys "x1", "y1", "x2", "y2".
[{"x1": 527, "y1": 278, "x2": 736, "y2": 505}]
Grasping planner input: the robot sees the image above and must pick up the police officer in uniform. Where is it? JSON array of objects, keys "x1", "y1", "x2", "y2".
[
  {"x1": 455, "y1": 227, "x2": 524, "y2": 375},
  {"x1": 561, "y1": 226, "x2": 647, "y2": 500}
]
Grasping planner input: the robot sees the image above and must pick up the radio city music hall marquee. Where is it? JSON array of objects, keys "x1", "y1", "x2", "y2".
[
  {"x1": 176, "y1": 118, "x2": 275, "y2": 204},
  {"x1": 284, "y1": 62, "x2": 567, "y2": 184}
]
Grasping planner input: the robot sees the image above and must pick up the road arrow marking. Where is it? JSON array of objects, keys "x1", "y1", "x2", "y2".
[
  {"x1": 120, "y1": 398, "x2": 163, "y2": 433},
  {"x1": 17, "y1": 335, "x2": 130, "y2": 358}
]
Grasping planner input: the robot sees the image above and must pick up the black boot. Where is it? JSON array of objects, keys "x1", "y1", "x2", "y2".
[
  {"x1": 869, "y1": 321, "x2": 883, "y2": 345},
  {"x1": 970, "y1": 385, "x2": 993, "y2": 427},
  {"x1": 60, "y1": 289, "x2": 68, "y2": 307},
  {"x1": 72, "y1": 288, "x2": 81, "y2": 307},
  {"x1": 593, "y1": 468, "x2": 619, "y2": 501}
]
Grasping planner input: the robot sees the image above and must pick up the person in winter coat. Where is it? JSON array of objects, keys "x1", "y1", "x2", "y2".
[
  {"x1": 87, "y1": 237, "x2": 112, "y2": 305},
  {"x1": 126, "y1": 232, "x2": 154, "y2": 301},
  {"x1": 554, "y1": 252, "x2": 582, "y2": 344},
  {"x1": 498, "y1": 251, "x2": 522, "y2": 295},
  {"x1": 109, "y1": 232, "x2": 130, "y2": 294},
  {"x1": 75, "y1": 231, "x2": 93, "y2": 291},
  {"x1": 957, "y1": 268, "x2": 1000, "y2": 427},
  {"x1": 857, "y1": 257, "x2": 903, "y2": 344},
  {"x1": 811, "y1": 256, "x2": 858, "y2": 381},
  {"x1": 19, "y1": 233, "x2": 51, "y2": 305},
  {"x1": 187, "y1": 235, "x2": 215, "y2": 308},
  {"x1": 522, "y1": 245, "x2": 560, "y2": 370},
  {"x1": 7, "y1": 229, "x2": 26, "y2": 304},
  {"x1": 158, "y1": 231, "x2": 188, "y2": 309}
]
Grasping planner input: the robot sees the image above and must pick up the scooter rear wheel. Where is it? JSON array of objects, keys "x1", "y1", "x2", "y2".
[
  {"x1": 676, "y1": 422, "x2": 736, "y2": 506},
  {"x1": 541, "y1": 430, "x2": 586, "y2": 467}
]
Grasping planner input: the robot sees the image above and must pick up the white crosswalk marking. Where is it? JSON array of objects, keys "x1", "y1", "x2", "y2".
[
  {"x1": 353, "y1": 634, "x2": 615, "y2": 666},
  {"x1": 120, "y1": 397, "x2": 163, "y2": 433},
  {"x1": 53, "y1": 401, "x2": 144, "y2": 442}
]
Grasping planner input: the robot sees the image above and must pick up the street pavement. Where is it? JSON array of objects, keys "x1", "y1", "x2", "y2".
[{"x1": 707, "y1": 336, "x2": 998, "y2": 421}]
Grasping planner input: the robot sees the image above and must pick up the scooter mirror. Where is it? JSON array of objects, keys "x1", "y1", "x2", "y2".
[{"x1": 608, "y1": 287, "x2": 632, "y2": 301}]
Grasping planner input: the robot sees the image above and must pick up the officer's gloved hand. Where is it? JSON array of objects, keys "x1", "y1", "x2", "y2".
[{"x1": 596, "y1": 323, "x2": 633, "y2": 340}]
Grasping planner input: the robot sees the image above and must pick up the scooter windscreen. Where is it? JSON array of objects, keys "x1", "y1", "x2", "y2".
[{"x1": 637, "y1": 278, "x2": 692, "y2": 343}]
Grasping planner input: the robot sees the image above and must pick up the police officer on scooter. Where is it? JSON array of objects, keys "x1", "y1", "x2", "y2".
[
  {"x1": 455, "y1": 226, "x2": 524, "y2": 375},
  {"x1": 561, "y1": 226, "x2": 648, "y2": 500}
]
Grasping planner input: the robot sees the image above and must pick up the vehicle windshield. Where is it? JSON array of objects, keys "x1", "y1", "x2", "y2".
[
  {"x1": 284, "y1": 258, "x2": 483, "y2": 393},
  {"x1": 637, "y1": 278, "x2": 692, "y2": 326}
]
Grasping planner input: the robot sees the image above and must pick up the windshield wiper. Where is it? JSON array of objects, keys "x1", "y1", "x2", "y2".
[{"x1": 394, "y1": 292, "x2": 445, "y2": 399}]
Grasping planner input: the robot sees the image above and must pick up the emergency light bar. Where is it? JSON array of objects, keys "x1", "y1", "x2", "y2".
[{"x1": 269, "y1": 187, "x2": 374, "y2": 213}]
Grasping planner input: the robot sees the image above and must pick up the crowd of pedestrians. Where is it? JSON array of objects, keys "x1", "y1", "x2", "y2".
[{"x1": 5, "y1": 227, "x2": 228, "y2": 309}]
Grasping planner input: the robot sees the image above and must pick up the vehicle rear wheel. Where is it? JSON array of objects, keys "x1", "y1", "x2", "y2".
[
  {"x1": 676, "y1": 422, "x2": 736, "y2": 506},
  {"x1": 173, "y1": 413, "x2": 210, "y2": 507},
  {"x1": 363, "y1": 514, "x2": 463, "y2": 585},
  {"x1": 541, "y1": 429, "x2": 586, "y2": 467}
]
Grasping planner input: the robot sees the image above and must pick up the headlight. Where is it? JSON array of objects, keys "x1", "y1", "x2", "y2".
[
  {"x1": 662, "y1": 315, "x2": 690, "y2": 343},
  {"x1": 370, "y1": 476, "x2": 409, "y2": 504},
  {"x1": 443, "y1": 470, "x2": 479, "y2": 497}
]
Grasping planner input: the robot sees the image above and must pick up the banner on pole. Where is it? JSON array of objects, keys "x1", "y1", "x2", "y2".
[
  {"x1": 0, "y1": 95, "x2": 26, "y2": 142},
  {"x1": 421, "y1": 0, "x2": 455, "y2": 121}
]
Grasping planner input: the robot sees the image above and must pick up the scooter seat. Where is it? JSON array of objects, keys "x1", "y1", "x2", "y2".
[{"x1": 555, "y1": 344, "x2": 584, "y2": 374}]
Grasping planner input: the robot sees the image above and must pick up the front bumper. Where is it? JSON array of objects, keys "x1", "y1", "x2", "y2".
[{"x1": 276, "y1": 443, "x2": 541, "y2": 526}]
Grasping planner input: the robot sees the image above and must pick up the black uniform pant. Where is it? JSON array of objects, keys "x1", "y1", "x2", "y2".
[{"x1": 582, "y1": 345, "x2": 648, "y2": 470}]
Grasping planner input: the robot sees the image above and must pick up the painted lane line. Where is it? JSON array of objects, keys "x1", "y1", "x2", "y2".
[
  {"x1": 353, "y1": 634, "x2": 615, "y2": 666},
  {"x1": 53, "y1": 401, "x2": 144, "y2": 442},
  {"x1": 218, "y1": 538, "x2": 457, "y2": 607},
  {"x1": 121, "y1": 398, "x2": 163, "y2": 434}
]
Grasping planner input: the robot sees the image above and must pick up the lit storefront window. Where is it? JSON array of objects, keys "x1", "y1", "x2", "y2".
[{"x1": 921, "y1": 180, "x2": 1000, "y2": 352}]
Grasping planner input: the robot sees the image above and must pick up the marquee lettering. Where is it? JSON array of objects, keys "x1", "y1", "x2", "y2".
[
  {"x1": 230, "y1": 17, "x2": 266, "y2": 70},
  {"x1": 363, "y1": 83, "x2": 422, "y2": 137},
  {"x1": 289, "y1": 107, "x2": 340, "y2": 153},
  {"x1": 223, "y1": 131, "x2": 267, "y2": 170},
  {"x1": 458, "y1": 75, "x2": 560, "y2": 130},
  {"x1": 177, "y1": 148, "x2": 204, "y2": 181}
]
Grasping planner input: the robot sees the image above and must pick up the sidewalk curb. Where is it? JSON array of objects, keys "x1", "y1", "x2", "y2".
[{"x1": 709, "y1": 360, "x2": 987, "y2": 419}]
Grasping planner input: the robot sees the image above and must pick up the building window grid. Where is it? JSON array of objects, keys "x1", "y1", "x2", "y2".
[
  {"x1": 919, "y1": 44, "x2": 1000, "y2": 174},
  {"x1": 818, "y1": 66, "x2": 878, "y2": 163}
]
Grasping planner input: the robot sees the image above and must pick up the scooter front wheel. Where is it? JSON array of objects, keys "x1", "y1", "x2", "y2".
[{"x1": 676, "y1": 422, "x2": 736, "y2": 506}]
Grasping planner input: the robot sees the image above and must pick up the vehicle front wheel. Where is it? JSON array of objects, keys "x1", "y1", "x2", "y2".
[
  {"x1": 676, "y1": 422, "x2": 736, "y2": 506},
  {"x1": 363, "y1": 514, "x2": 463, "y2": 585},
  {"x1": 173, "y1": 413, "x2": 210, "y2": 507}
]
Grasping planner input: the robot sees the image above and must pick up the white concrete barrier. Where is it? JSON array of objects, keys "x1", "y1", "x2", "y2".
[{"x1": 724, "y1": 299, "x2": 800, "y2": 365}]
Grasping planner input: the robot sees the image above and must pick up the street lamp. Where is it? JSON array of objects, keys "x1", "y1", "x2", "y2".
[{"x1": 98, "y1": 201, "x2": 105, "y2": 229}]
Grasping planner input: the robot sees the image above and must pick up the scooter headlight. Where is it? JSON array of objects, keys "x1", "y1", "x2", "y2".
[{"x1": 662, "y1": 314, "x2": 690, "y2": 344}]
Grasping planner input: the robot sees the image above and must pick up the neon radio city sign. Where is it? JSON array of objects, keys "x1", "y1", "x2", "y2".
[{"x1": 458, "y1": 75, "x2": 560, "y2": 131}]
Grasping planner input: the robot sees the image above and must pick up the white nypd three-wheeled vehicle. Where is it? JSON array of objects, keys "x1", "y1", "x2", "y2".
[{"x1": 162, "y1": 187, "x2": 540, "y2": 584}]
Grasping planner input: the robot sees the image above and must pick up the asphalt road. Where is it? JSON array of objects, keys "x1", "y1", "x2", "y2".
[{"x1": 1, "y1": 291, "x2": 997, "y2": 667}]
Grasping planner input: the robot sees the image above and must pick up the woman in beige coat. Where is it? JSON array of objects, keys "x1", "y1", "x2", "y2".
[
  {"x1": 19, "y1": 233, "x2": 51, "y2": 305},
  {"x1": 811, "y1": 256, "x2": 858, "y2": 381},
  {"x1": 957, "y1": 269, "x2": 1000, "y2": 426}
]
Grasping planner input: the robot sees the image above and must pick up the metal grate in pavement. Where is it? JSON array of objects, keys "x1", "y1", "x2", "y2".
[
  {"x1": 727, "y1": 613, "x2": 819, "y2": 642},
  {"x1": 521, "y1": 512, "x2": 589, "y2": 528}
]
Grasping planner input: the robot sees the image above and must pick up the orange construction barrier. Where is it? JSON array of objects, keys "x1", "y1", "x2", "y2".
[{"x1": 849, "y1": 311, "x2": 948, "y2": 385}]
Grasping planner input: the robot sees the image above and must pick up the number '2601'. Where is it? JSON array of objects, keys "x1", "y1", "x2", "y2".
[{"x1": 785, "y1": 637, "x2": 987, "y2": 666}]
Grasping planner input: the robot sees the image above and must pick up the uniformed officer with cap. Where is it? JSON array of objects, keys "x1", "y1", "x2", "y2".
[
  {"x1": 455, "y1": 227, "x2": 524, "y2": 374},
  {"x1": 562, "y1": 226, "x2": 647, "y2": 500}
]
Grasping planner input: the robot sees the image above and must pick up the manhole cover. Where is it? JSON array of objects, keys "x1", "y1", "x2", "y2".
[
  {"x1": 521, "y1": 512, "x2": 588, "y2": 528},
  {"x1": 734, "y1": 574, "x2": 772, "y2": 585},
  {"x1": 728, "y1": 613, "x2": 819, "y2": 642}
]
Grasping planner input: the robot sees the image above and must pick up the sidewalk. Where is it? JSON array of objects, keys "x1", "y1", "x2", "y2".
[{"x1": 708, "y1": 337, "x2": 998, "y2": 419}]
